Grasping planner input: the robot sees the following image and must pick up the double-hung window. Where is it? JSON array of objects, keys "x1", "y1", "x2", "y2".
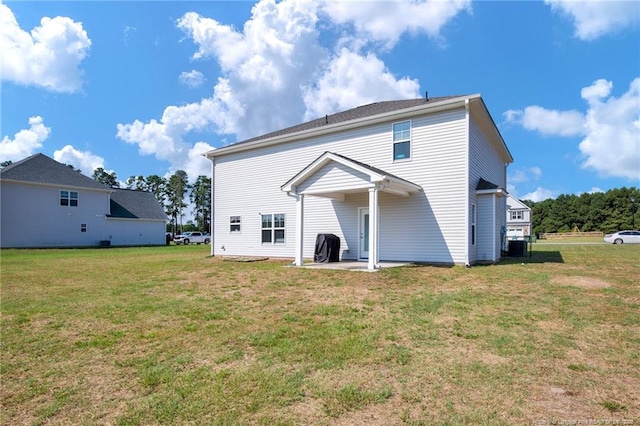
[
  {"x1": 60, "y1": 190, "x2": 78, "y2": 207},
  {"x1": 393, "y1": 121, "x2": 411, "y2": 161},
  {"x1": 510, "y1": 211, "x2": 523, "y2": 220},
  {"x1": 230, "y1": 216, "x2": 241, "y2": 232},
  {"x1": 261, "y1": 213, "x2": 285, "y2": 244}
]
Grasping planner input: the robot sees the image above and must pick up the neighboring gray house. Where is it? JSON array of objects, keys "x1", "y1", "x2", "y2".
[
  {"x1": 506, "y1": 194, "x2": 532, "y2": 240},
  {"x1": 205, "y1": 94, "x2": 513, "y2": 269},
  {"x1": 0, "y1": 153, "x2": 168, "y2": 248}
]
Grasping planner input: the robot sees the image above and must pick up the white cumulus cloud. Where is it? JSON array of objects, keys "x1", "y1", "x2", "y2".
[
  {"x1": 522, "y1": 187, "x2": 559, "y2": 202},
  {"x1": 120, "y1": 0, "x2": 468, "y2": 177},
  {"x1": 53, "y1": 145, "x2": 105, "y2": 176},
  {"x1": 509, "y1": 166, "x2": 542, "y2": 184},
  {"x1": 176, "y1": 0, "x2": 326, "y2": 140},
  {"x1": 503, "y1": 106, "x2": 584, "y2": 137},
  {"x1": 0, "y1": 116, "x2": 51, "y2": 162},
  {"x1": 302, "y1": 48, "x2": 420, "y2": 121},
  {"x1": 0, "y1": 4, "x2": 91, "y2": 93},
  {"x1": 179, "y1": 70, "x2": 205, "y2": 88},
  {"x1": 545, "y1": 0, "x2": 640, "y2": 41},
  {"x1": 116, "y1": 95, "x2": 218, "y2": 181},
  {"x1": 504, "y1": 77, "x2": 640, "y2": 181},
  {"x1": 579, "y1": 78, "x2": 640, "y2": 180},
  {"x1": 320, "y1": 0, "x2": 471, "y2": 48}
]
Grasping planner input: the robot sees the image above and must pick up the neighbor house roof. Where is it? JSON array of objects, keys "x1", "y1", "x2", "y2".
[
  {"x1": 0, "y1": 153, "x2": 110, "y2": 191},
  {"x1": 108, "y1": 189, "x2": 168, "y2": 221},
  {"x1": 507, "y1": 194, "x2": 531, "y2": 211}
]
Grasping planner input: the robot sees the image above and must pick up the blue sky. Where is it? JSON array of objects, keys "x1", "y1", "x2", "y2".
[{"x1": 1, "y1": 0, "x2": 639, "y2": 201}]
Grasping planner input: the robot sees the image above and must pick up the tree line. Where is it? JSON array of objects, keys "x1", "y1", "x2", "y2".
[
  {"x1": 92, "y1": 168, "x2": 211, "y2": 234},
  {"x1": 523, "y1": 186, "x2": 639, "y2": 235}
]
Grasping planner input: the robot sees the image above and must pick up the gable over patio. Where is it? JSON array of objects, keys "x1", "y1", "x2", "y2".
[{"x1": 281, "y1": 152, "x2": 422, "y2": 270}]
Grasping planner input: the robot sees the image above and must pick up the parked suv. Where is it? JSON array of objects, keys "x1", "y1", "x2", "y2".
[{"x1": 174, "y1": 231, "x2": 210, "y2": 245}]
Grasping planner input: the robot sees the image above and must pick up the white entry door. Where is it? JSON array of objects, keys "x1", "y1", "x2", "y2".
[{"x1": 359, "y1": 208, "x2": 369, "y2": 260}]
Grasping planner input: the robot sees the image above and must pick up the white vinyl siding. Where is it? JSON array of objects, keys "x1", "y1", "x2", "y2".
[
  {"x1": 212, "y1": 108, "x2": 469, "y2": 263},
  {"x1": 297, "y1": 162, "x2": 371, "y2": 194},
  {"x1": 468, "y1": 116, "x2": 508, "y2": 263},
  {"x1": 477, "y1": 195, "x2": 494, "y2": 261}
]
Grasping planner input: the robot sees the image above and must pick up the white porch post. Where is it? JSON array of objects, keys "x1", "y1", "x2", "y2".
[
  {"x1": 295, "y1": 194, "x2": 304, "y2": 266},
  {"x1": 368, "y1": 187, "x2": 379, "y2": 270}
]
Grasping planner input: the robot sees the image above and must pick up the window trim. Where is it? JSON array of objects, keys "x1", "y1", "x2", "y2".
[
  {"x1": 392, "y1": 120, "x2": 412, "y2": 162},
  {"x1": 230, "y1": 215, "x2": 241, "y2": 233},
  {"x1": 60, "y1": 190, "x2": 79, "y2": 207},
  {"x1": 261, "y1": 213, "x2": 285, "y2": 244}
]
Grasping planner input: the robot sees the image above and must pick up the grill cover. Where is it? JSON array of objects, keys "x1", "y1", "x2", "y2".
[{"x1": 314, "y1": 234, "x2": 340, "y2": 263}]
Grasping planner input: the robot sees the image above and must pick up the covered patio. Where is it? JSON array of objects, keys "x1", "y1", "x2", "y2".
[{"x1": 281, "y1": 151, "x2": 422, "y2": 271}]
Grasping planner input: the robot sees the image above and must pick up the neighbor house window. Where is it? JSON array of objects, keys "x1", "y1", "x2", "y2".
[
  {"x1": 510, "y1": 211, "x2": 523, "y2": 220},
  {"x1": 230, "y1": 216, "x2": 241, "y2": 232},
  {"x1": 261, "y1": 213, "x2": 285, "y2": 244},
  {"x1": 471, "y1": 204, "x2": 476, "y2": 246},
  {"x1": 81, "y1": 224, "x2": 87, "y2": 233},
  {"x1": 60, "y1": 190, "x2": 78, "y2": 207},
  {"x1": 393, "y1": 121, "x2": 411, "y2": 161}
]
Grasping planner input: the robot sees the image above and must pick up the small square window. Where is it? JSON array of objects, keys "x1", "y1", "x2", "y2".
[{"x1": 230, "y1": 216, "x2": 241, "y2": 232}]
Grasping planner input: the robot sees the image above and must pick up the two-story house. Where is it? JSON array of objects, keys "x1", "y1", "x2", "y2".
[
  {"x1": 0, "y1": 153, "x2": 168, "y2": 248},
  {"x1": 506, "y1": 194, "x2": 532, "y2": 240},
  {"x1": 204, "y1": 94, "x2": 513, "y2": 269}
]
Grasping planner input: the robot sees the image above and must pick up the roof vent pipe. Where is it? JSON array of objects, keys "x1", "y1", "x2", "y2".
[
  {"x1": 325, "y1": 115, "x2": 328, "y2": 124},
  {"x1": 425, "y1": 91, "x2": 429, "y2": 101}
]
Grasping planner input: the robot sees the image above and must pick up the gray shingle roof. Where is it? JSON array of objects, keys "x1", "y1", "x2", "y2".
[
  {"x1": 0, "y1": 153, "x2": 109, "y2": 190},
  {"x1": 236, "y1": 96, "x2": 463, "y2": 145},
  {"x1": 108, "y1": 189, "x2": 168, "y2": 221},
  {"x1": 476, "y1": 178, "x2": 499, "y2": 190}
]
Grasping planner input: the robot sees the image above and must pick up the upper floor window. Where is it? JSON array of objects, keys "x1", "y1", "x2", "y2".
[
  {"x1": 510, "y1": 211, "x2": 523, "y2": 220},
  {"x1": 60, "y1": 190, "x2": 78, "y2": 207},
  {"x1": 393, "y1": 121, "x2": 411, "y2": 161}
]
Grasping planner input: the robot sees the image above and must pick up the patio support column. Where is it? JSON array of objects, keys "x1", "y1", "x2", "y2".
[
  {"x1": 295, "y1": 194, "x2": 304, "y2": 266},
  {"x1": 368, "y1": 187, "x2": 379, "y2": 270}
]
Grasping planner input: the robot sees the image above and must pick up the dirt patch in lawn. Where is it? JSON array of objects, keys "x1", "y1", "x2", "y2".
[{"x1": 551, "y1": 275, "x2": 611, "y2": 289}]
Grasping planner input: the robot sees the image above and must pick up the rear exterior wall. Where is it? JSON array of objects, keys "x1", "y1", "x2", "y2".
[{"x1": 212, "y1": 108, "x2": 471, "y2": 264}]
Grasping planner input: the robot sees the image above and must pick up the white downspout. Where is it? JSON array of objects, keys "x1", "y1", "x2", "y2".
[
  {"x1": 295, "y1": 193, "x2": 304, "y2": 266},
  {"x1": 214, "y1": 158, "x2": 216, "y2": 256},
  {"x1": 464, "y1": 98, "x2": 470, "y2": 267}
]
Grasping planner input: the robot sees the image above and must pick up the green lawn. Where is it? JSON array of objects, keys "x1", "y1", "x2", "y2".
[{"x1": 1, "y1": 244, "x2": 638, "y2": 425}]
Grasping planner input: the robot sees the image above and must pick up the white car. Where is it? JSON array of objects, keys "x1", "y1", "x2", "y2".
[
  {"x1": 604, "y1": 230, "x2": 640, "y2": 244},
  {"x1": 174, "y1": 231, "x2": 210, "y2": 245}
]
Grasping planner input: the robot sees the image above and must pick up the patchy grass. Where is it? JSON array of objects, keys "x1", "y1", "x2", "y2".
[{"x1": 1, "y1": 244, "x2": 639, "y2": 425}]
